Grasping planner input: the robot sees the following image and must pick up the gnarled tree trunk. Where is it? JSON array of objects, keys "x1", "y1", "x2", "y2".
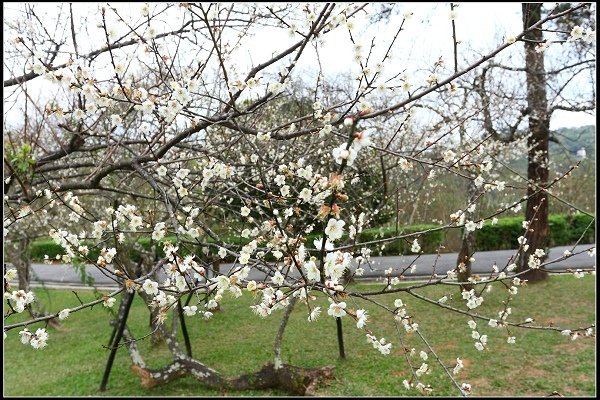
[{"x1": 118, "y1": 291, "x2": 334, "y2": 395}]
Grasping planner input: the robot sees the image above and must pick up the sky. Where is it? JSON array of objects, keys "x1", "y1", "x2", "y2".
[{"x1": 3, "y1": 2, "x2": 596, "y2": 130}]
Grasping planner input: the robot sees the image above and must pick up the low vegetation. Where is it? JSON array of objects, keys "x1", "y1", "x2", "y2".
[{"x1": 4, "y1": 275, "x2": 595, "y2": 396}]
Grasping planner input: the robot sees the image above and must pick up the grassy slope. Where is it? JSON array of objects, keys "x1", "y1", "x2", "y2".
[{"x1": 3, "y1": 275, "x2": 595, "y2": 396}]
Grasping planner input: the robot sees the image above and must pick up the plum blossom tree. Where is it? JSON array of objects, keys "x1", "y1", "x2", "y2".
[{"x1": 3, "y1": 2, "x2": 596, "y2": 396}]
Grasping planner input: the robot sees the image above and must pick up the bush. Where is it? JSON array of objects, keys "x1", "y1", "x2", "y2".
[
  {"x1": 476, "y1": 216, "x2": 524, "y2": 251},
  {"x1": 27, "y1": 239, "x2": 101, "y2": 264},
  {"x1": 359, "y1": 224, "x2": 445, "y2": 256},
  {"x1": 27, "y1": 239, "x2": 64, "y2": 261},
  {"x1": 567, "y1": 213, "x2": 596, "y2": 244},
  {"x1": 548, "y1": 214, "x2": 569, "y2": 247},
  {"x1": 25, "y1": 214, "x2": 595, "y2": 262},
  {"x1": 476, "y1": 213, "x2": 595, "y2": 251}
]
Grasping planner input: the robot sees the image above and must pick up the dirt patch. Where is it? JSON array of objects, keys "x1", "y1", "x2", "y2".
[
  {"x1": 468, "y1": 377, "x2": 491, "y2": 395},
  {"x1": 553, "y1": 337, "x2": 594, "y2": 354},
  {"x1": 523, "y1": 368, "x2": 546, "y2": 378},
  {"x1": 434, "y1": 340, "x2": 458, "y2": 351},
  {"x1": 539, "y1": 317, "x2": 572, "y2": 326}
]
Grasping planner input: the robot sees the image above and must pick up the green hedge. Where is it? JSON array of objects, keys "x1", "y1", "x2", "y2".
[
  {"x1": 25, "y1": 214, "x2": 595, "y2": 262},
  {"x1": 476, "y1": 213, "x2": 595, "y2": 251},
  {"x1": 28, "y1": 239, "x2": 64, "y2": 261},
  {"x1": 359, "y1": 224, "x2": 445, "y2": 255},
  {"x1": 568, "y1": 213, "x2": 596, "y2": 244},
  {"x1": 475, "y1": 216, "x2": 524, "y2": 250}
]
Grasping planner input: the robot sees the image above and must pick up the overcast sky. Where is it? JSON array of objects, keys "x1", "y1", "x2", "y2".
[{"x1": 3, "y1": 2, "x2": 596, "y2": 130}]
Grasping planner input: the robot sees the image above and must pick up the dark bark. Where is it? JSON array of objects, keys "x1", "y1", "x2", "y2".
[
  {"x1": 273, "y1": 296, "x2": 298, "y2": 369},
  {"x1": 14, "y1": 237, "x2": 31, "y2": 292},
  {"x1": 130, "y1": 361, "x2": 334, "y2": 395},
  {"x1": 121, "y1": 291, "x2": 334, "y2": 395},
  {"x1": 100, "y1": 291, "x2": 136, "y2": 391},
  {"x1": 517, "y1": 3, "x2": 550, "y2": 282},
  {"x1": 457, "y1": 185, "x2": 475, "y2": 293}
]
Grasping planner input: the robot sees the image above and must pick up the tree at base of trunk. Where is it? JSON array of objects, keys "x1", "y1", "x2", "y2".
[
  {"x1": 114, "y1": 290, "x2": 335, "y2": 396},
  {"x1": 130, "y1": 362, "x2": 335, "y2": 395}
]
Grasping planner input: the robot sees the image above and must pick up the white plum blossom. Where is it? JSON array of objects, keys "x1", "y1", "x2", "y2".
[
  {"x1": 325, "y1": 218, "x2": 345, "y2": 241},
  {"x1": 573, "y1": 269, "x2": 585, "y2": 279},
  {"x1": 239, "y1": 253, "x2": 250, "y2": 265},
  {"x1": 271, "y1": 271, "x2": 285, "y2": 286},
  {"x1": 314, "y1": 237, "x2": 334, "y2": 251},
  {"x1": 411, "y1": 239, "x2": 421, "y2": 253},
  {"x1": 30, "y1": 328, "x2": 49, "y2": 349},
  {"x1": 103, "y1": 297, "x2": 116, "y2": 308},
  {"x1": 453, "y1": 358, "x2": 464, "y2": 375},
  {"x1": 298, "y1": 187, "x2": 312, "y2": 203},
  {"x1": 19, "y1": 328, "x2": 33, "y2": 345},
  {"x1": 474, "y1": 175, "x2": 484, "y2": 187},
  {"x1": 443, "y1": 149, "x2": 455, "y2": 163},
  {"x1": 246, "y1": 280, "x2": 257, "y2": 291},
  {"x1": 10, "y1": 290, "x2": 35, "y2": 313},
  {"x1": 142, "y1": 279, "x2": 159, "y2": 296},
  {"x1": 465, "y1": 220, "x2": 477, "y2": 232},
  {"x1": 353, "y1": 130, "x2": 372, "y2": 150},
  {"x1": 304, "y1": 260, "x2": 321, "y2": 282},
  {"x1": 110, "y1": 114, "x2": 123, "y2": 126},
  {"x1": 130, "y1": 215, "x2": 143, "y2": 231},
  {"x1": 58, "y1": 309, "x2": 71, "y2": 320},
  {"x1": 332, "y1": 144, "x2": 357, "y2": 166},
  {"x1": 356, "y1": 309, "x2": 368, "y2": 328},
  {"x1": 308, "y1": 306, "x2": 322, "y2": 322},
  {"x1": 4, "y1": 269, "x2": 17, "y2": 281},
  {"x1": 182, "y1": 305, "x2": 198, "y2": 316},
  {"x1": 571, "y1": 25, "x2": 585, "y2": 40},
  {"x1": 328, "y1": 301, "x2": 347, "y2": 318},
  {"x1": 157, "y1": 165, "x2": 167, "y2": 176}
]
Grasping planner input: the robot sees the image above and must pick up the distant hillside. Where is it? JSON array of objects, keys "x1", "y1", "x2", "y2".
[
  {"x1": 508, "y1": 125, "x2": 596, "y2": 173},
  {"x1": 550, "y1": 125, "x2": 596, "y2": 160}
]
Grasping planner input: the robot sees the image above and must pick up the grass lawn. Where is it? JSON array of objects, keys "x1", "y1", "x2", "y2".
[{"x1": 3, "y1": 275, "x2": 596, "y2": 396}]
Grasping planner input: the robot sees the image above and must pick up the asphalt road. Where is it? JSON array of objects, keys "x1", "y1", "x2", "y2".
[{"x1": 10, "y1": 244, "x2": 595, "y2": 290}]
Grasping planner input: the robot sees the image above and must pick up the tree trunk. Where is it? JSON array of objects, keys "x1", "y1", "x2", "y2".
[
  {"x1": 122, "y1": 291, "x2": 334, "y2": 395},
  {"x1": 130, "y1": 360, "x2": 334, "y2": 395},
  {"x1": 15, "y1": 236, "x2": 31, "y2": 292},
  {"x1": 517, "y1": 3, "x2": 549, "y2": 282},
  {"x1": 10, "y1": 235, "x2": 61, "y2": 328},
  {"x1": 457, "y1": 181, "x2": 476, "y2": 292}
]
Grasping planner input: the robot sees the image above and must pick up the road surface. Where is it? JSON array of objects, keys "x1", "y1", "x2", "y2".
[{"x1": 8, "y1": 244, "x2": 595, "y2": 290}]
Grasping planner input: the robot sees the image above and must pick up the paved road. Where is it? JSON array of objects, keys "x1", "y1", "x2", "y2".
[{"x1": 9, "y1": 244, "x2": 596, "y2": 290}]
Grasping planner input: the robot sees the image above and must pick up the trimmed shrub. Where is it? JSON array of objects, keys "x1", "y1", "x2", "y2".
[
  {"x1": 548, "y1": 214, "x2": 569, "y2": 247},
  {"x1": 359, "y1": 224, "x2": 445, "y2": 256},
  {"x1": 25, "y1": 214, "x2": 595, "y2": 262},
  {"x1": 476, "y1": 213, "x2": 595, "y2": 251},
  {"x1": 567, "y1": 213, "x2": 596, "y2": 244},
  {"x1": 27, "y1": 239, "x2": 64, "y2": 261},
  {"x1": 476, "y1": 216, "x2": 524, "y2": 251},
  {"x1": 27, "y1": 239, "x2": 101, "y2": 263}
]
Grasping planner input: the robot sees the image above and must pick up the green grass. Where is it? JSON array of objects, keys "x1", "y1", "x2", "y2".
[{"x1": 3, "y1": 275, "x2": 595, "y2": 396}]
